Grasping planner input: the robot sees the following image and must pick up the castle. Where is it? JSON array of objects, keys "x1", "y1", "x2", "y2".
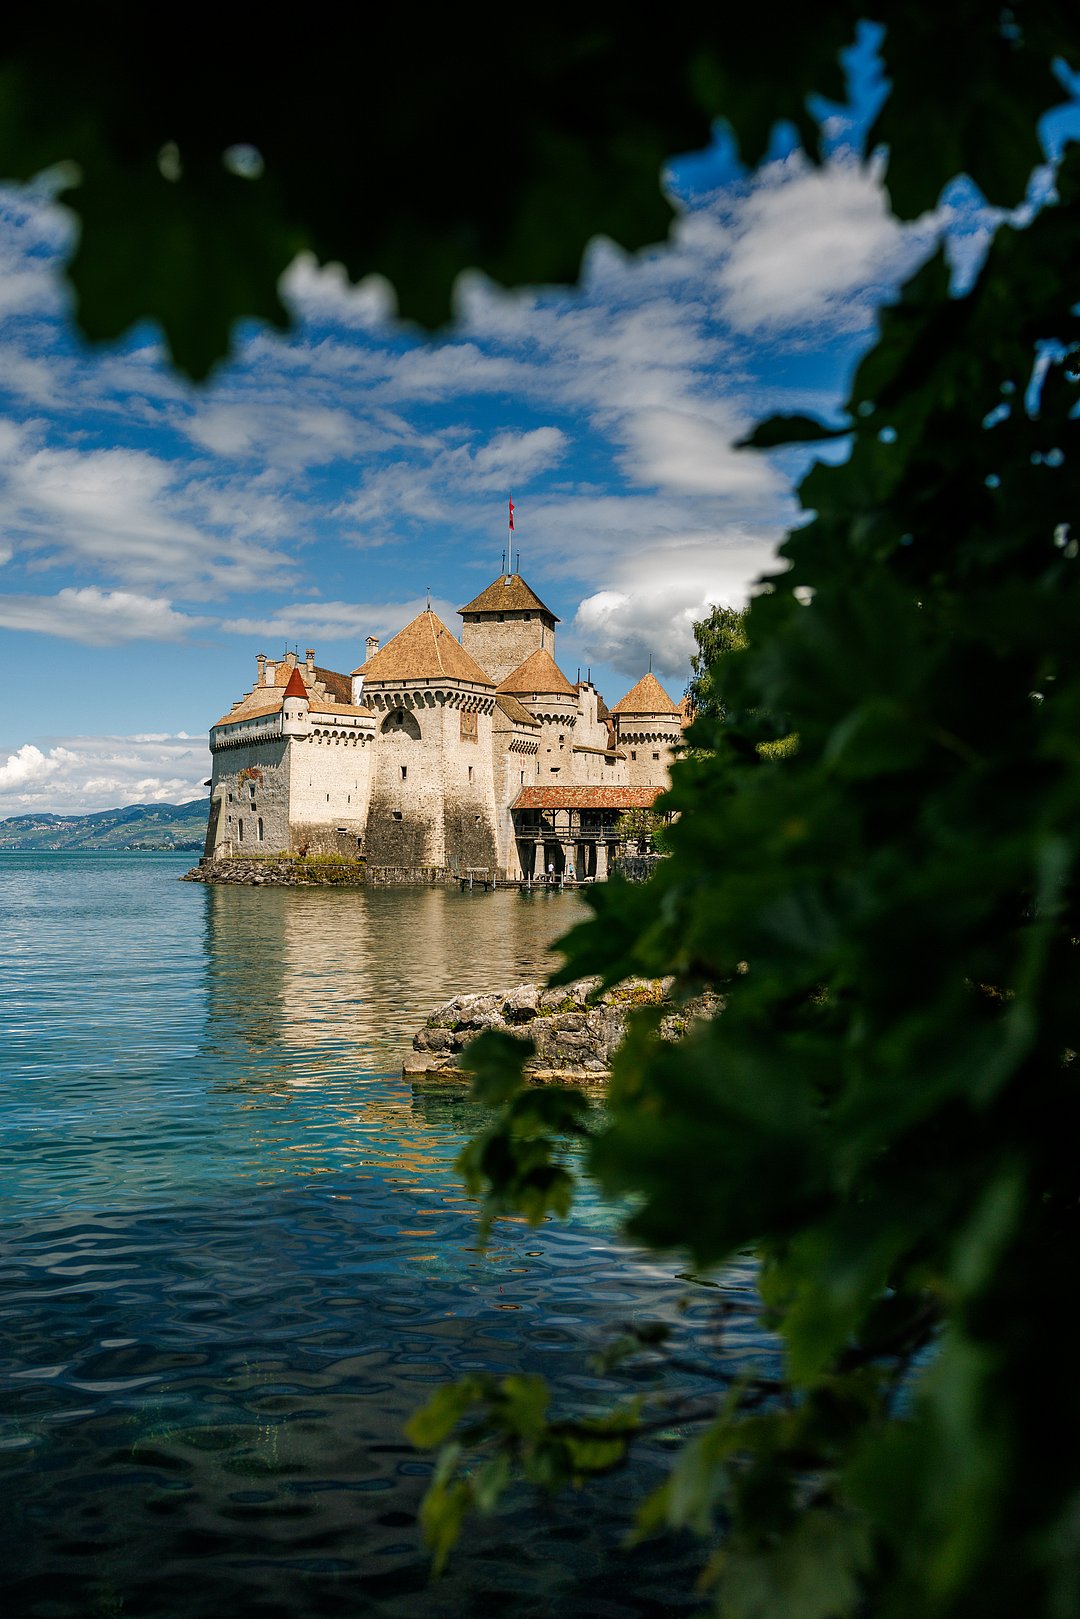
[{"x1": 203, "y1": 570, "x2": 682, "y2": 881}]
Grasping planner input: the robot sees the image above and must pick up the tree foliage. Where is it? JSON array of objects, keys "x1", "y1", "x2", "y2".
[
  {"x1": 0, "y1": 6, "x2": 1066, "y2": 377},
  {"x1": 686, "y1": 603, "x2": 749, "y2": 721},
  {"x1": 409, "y1": 14, "x2": 1080, "y2": 1619},
  {"x1": 8, "y1": 6, "x2": 1080, "y2": 1614}
]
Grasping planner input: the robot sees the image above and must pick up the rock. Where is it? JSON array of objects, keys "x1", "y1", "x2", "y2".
[{"x1": 407, "y1": 977, "x2": 720, "y2": 1083}]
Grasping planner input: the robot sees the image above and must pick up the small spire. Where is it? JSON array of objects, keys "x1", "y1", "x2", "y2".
[
  {"x1": 426, "y1": 586, "x2": 431, "y2": 609},
  {"x1": 649, "y1": 651, "x2": 653, "y2": 673}
]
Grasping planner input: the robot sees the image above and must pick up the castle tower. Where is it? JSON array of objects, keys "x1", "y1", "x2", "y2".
[
  {"x1": 280, "y1": 665, "x2": 311, "y2": 738},
  {"x1": 459, "y1": 574, "x2": 559, "y2": 684},
  {"x1": 611, "y1": 672, "x2": 681, "y2": 788},
  {"x1": 498, "y1": 648, "x2": 579, "y2": 786},
  {"x1": 352, "y1": 608, "x2": 500, "y2": 876}
]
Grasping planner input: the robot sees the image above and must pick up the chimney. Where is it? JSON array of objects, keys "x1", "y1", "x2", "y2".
[
  {"x1": 256, "y1": 653, "x2": 267, "y2": 684},
  {"x1": 366, "y1": 635, "x2": 379, "y2": 662},
  {"x1": 305, "y1": 648, "x2": 315, "y2": 671},
  {"x1": 285, "y1": 650, "x2": 297, "y2": 668}
]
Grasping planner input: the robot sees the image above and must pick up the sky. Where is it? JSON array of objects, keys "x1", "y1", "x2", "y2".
[{"x1": 1, "y1": 36, "x2": 1074, "y2": 817}]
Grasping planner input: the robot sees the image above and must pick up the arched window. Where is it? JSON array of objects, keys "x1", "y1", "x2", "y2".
[{"x1": 381, "y1": 709, "x2": 421, "y2": 740}]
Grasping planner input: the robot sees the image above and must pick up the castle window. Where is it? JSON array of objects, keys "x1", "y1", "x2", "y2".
[
  {"x1": 401, "y1": 765, "x2": 407, "y2": 780},
  {"x1": 382, "y1": 709, "x2": 421, "y2": 740},
  {"x1": 652, "y1": 752, "x2": 660, "y2": 761},
  {"x1": 631, "y1": 751, "x2": 637, "y2": 761},
  {"x1": 257, "y1": 817, "x2": 264, "y2": 842},
  {"x1": 467, "y1": 765, "x2": 473, "y2": 782},
  {"x1": 392, "y1": 810, "x2": 403, "y2": 820},
  {"x1": 238, "y1": 818, "x2": 244, "y2": 842}
]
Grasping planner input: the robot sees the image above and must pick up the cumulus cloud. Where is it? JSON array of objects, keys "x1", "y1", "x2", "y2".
[
  {"x1": 571, "y1": 529, "x2": 782, "y2": 682},
  {"x1": 0, "y1": 733, "x2": 211, "y2": 815},
  {"x1": 0, "y1": 587, "x2": 209, "y2": 645},
  {"x1": 0, "y1": 742, "x2": 69, "y2": 791}
]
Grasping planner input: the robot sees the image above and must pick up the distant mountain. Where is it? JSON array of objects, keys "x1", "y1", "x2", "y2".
[{"x1": 0, "y1": 800, "x2": 209, "y2": 852}]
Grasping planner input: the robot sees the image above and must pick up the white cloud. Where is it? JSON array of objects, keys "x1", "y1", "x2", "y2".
[
  {"x1": 0, "y1": 742, "x2": 68, "y2": 791},
  {"x1": 281, "y1": 253, "x2": 397, "y2": 329},
  {"x1": 0, "y1": 587, "x2": 209, "y2": 645},
  {"x1": 714, "y1": 153, "x2": 916, "y2": 333},
  {"x1": 571, "y1": 529, "x2": 782, "y2": 682},
  {"x1": 220, "y1": 595, "x2": 458, "y2": 645},
  {"x1": 456, "y1": 426, "x2": 568, "y2": 488},
  {"x1": 620, "y1": 407, "x2": 781, "y2": 497},
  {"x1": 0, "y1": 434, "x2": 298, "y2": 592},
  {"x1": 0, "y1": 733, "x2": 211, "y2": 815}
]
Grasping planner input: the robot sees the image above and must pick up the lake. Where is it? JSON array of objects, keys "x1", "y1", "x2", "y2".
[{"x1": 0, "y1": 853, "x2": 759, "y2": 1618}]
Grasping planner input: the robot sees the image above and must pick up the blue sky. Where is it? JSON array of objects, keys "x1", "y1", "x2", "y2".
[{"x1": 1, "y1": 46, "x2": 1072, "y2": 816}]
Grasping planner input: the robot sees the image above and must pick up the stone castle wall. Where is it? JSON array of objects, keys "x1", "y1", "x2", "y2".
[
  {"x1": 460, "y1": 615, "x2": 554, "y2": 684},
  {"x1": 208, "y1": 736, "x2": 291, "y2": 857},
  {"x1": 288, "y1": 723, "x2": 373, "y2": 856},
  {"x1": 363, "y1": 692, "x2": 500, "y2": 875}
]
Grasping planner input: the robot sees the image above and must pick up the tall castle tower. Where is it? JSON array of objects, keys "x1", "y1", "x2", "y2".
[
  {"x1": 459, "y1": 575, "x2": 559, "y2": 685},
  {"x1": 351, "y1": 608, "x2": 499, "y2": 873}
]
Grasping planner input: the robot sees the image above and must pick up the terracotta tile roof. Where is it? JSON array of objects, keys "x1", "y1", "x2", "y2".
[
  {"x1": 283, "y1": 666, "x2": 308, "y2": 699},
  {"x1": 498, "y1": 647, "x2": 577, "y2": 698},
  {"x1": 309, "y1": 702, "x2": 373, "y2": 719},
  {"x1": 314, "y1": 665, "x2": 352, "y2": 704},
  {"x1": 213, "y1": 690, "x2": 285, "y2": 728},
  {"x1": 611, "y1": 672, "x2": 680, "y2": 715},
  {"x1": 352, "y1": 609, "x2": 494, "y2": 685},
  {"x1": 459, "y1": 573, "x2": 558, "y2": 620},
  {"x1": 512, "y1": 786, "x2": 663, "y2": 811},
  {"x1": 495, "y1": 692, "x2": 541, "y2": 727}
]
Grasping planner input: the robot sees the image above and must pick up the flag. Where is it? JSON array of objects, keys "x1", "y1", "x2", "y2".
[{"x1": 508, "y1": 497, "x2": 515, "y2": 532}]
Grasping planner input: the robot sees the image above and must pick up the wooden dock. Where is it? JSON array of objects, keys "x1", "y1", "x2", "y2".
[{"x1": 458, "y1": 874, "x2": 589, "y2": 892}]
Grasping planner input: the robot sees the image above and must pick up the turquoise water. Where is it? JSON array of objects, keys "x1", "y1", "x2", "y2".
[{"x1": 0, "y1": 854, "x2": 760, "y2": 1618}]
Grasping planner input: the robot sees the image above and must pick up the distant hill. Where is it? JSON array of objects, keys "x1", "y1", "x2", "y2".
[{"x1": 0, "y1": 800, "x2": 209, "y2": 852}]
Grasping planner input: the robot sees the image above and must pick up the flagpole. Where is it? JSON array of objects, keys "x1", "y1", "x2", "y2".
[{"x1": 508, "y1": 494, "x2": 515, "y2": 576}]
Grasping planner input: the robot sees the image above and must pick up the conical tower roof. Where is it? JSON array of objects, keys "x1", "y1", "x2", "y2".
[
  {"x1": 460, "y1": 574, "x2": 559, "y2": 621},
  {"x1": 283, "y1": 666, "x2": 308, "y2": 699},
  {"x1": 611, "y1": 672, "x2": 679, "y2": 715},
  {"x1": 353, "y1": 609, "x2": 493, "y2": 685},
  {"x1": 497, "y1": 647, "x2": 577, "y2": 697}
]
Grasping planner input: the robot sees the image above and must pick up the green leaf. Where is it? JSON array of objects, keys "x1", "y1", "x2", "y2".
[{"x1": 738, "y1": 414, "x2": 852, "y2": 450}]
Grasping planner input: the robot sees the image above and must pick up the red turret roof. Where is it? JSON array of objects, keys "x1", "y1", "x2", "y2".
[{"x1": 283, "y1": 666, "x2": 308, "y2": 699}]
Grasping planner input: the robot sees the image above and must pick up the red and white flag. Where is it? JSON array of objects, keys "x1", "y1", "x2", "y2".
[{"x1": 508, "y1": 497, "x2": 515, "y2": 532}]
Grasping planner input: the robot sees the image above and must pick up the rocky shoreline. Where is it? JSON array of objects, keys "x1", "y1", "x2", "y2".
[
  {"x1": 406, "y1": 977, "x2": 719, "y2": 1083},
  {"x1": 182, "y1": 856, "x2": 366, "y2": 886}
]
